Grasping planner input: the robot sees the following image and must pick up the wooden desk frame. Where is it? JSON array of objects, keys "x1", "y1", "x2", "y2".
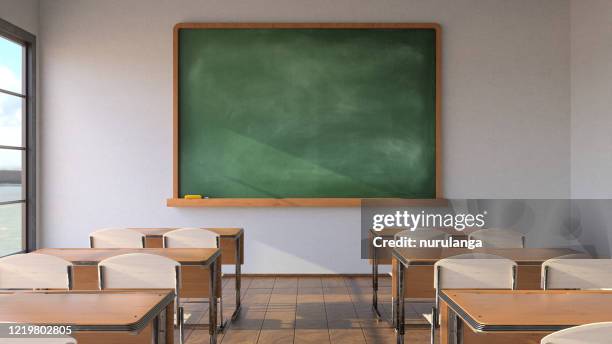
[
  {"x1": 369, "y1": 228, "x2": 475, "y2": 319},
  {"x1": 35, "y1": 248, "x2": 221, "y2": 344},
  {"x1": 437, "y1": 290, "x2": 612, "y2": 344},
  {"x1": 132, "y1": 227, "x2": 244, "y2": 321},
  {"x1": 0, "y1": 290, "x2": 176, "y2": 344},
  {"x1": 390, "y1": 247, "x2": 580, "y2": 344}
]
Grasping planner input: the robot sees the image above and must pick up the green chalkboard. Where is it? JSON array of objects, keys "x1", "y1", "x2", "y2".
[{"x1": 177, "y1": 24, "x2": 439, "y2": 199}]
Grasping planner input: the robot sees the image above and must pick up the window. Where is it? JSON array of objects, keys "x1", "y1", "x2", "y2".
[{"x1": 0, "y1": 18, "x2": 36, "y2": 257}]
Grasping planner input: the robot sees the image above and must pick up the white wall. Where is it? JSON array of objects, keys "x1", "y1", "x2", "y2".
[
  {"x1": 38, "y1": 0, "x2": 571, "y2": 273},
  {"x1": 0, "y1": 0, "x2": 38, "y2": 34},
  {"x1": 570, "y1": 0, "x2": 612, "y2": 198},
  {"x1": 568, "y1": 0, "x2": 612, "y2": 258}
]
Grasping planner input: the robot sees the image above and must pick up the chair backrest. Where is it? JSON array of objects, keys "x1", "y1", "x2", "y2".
[
  {"x1": 163, "y1": 227, "x2": 219, "y2": 248},
  {"x1": 98, "y1": 253, "x2": 180, "y2": 292},
  {"x1": 395, "y1": 228, "x2": 448, "y2": 241},
  {"x1": 468, "y1": 228, "x2": 525, "y2": 248},
  {"x1": 0, "y1": 253, "x2": 72, "y2": 290},
  {"x1": 541, "y1": 322, "x2": 612, "y2": 344},
  {"x1": 542, "y1": 259, "x2": 612, "y2": 290},
  {"x1": 89, "y1": 228, "x2": 145, "y2": 248},
  {"x1": 434, "y1": 253, "x2": 517, "y2": 290}
]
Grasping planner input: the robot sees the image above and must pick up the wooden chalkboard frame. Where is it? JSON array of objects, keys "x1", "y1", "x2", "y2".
[{"x1": 168, "y1": 23, "x2": 442, "y2": 207}]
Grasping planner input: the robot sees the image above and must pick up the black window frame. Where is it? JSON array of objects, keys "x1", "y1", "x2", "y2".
[{"x1": 0, "y1": 17, "x2": 36, "y2": 255}]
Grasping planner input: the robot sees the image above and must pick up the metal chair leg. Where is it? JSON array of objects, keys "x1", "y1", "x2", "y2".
[
  {"x1": 430, "y1": 306, "x2": 437, "y2": 344},
  {"x1": 372, "y1": 247, "x2": 382, "y2": 319},
  {"x1": 218, "y1": 297, "x2": 227, "y2": 331},
  {"x1": 178, "y1": 306, "x2": 185, "y2": 344},
  {"x1": 391, "y1": 297, "x2": 395, "y2": 328},
  {"x1": 397, "y1": 264, "x2": 405, "y2": 344}
]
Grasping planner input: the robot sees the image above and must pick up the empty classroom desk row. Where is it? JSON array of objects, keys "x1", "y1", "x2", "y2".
[
  {"x1": 90, "y1": 227, "x2": 244, "y2": 319},
  {"x1": 371, "y1": 227, "x2": 578, "y2": 314},
  {"x1": 0, "y1": 226, "x2": 245, "y2": 344},
  {"x1": 391, "y1": 250, "x2": 612, "y2": 344},
  {"x1": 0, "y1": 250, "x2": 220, "y2": 344}
]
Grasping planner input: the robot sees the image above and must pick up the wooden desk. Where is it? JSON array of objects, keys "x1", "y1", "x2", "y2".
[
  {"x1": 391, "y1": 247, "x2": 579, "y2": 336},
  {"x1": 0, "y1": 290, "x2": 175, "y2": 344},
  {"x1": 35, "y1": 248, "x2": 221, "y2": 343},
  {"x1": 131, "y1": 227, "x2": 244, "y2": 319},
  {"x1": 369, "y1": 227, "x2": 477, "y2": 316},
  {"x1": 438, "y1": 290, "x2": 612, "y2": 344}
]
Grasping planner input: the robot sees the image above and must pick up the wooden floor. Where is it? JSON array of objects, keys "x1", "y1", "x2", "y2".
[{"x1": 182, "y1": 276, "x2": 434, "y2": 344}]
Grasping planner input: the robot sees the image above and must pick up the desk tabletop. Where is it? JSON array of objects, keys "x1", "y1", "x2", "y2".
[
  {"x1": 440, "y1": 289, "x2": 612, "y2": 332},
  {"x1": 0, "y1": 290, "x2": 174, "y2": 332},
  {"x1": 130, "y1": 227, "x2": 243, "y2": 238},
  {"x1": 35, "y1": 248, "x2": 220, "y2": 266},
  {"x1": 393, "y1": 247, "x2": 579, "y2": 265}
]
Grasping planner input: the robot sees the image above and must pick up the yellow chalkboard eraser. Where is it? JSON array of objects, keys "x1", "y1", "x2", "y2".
[{"x1": 184, "y1": 194, "x2": 203, "y2": 199}]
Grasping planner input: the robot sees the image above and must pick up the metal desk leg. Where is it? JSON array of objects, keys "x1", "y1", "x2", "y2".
[
  {"x1": 155, "y1": 309, "x2": 167, "y2": 344},
  {"x1": 209, "y1": 260, "x2": 218, "y2": 344},
  {"x1": 396, "y1": 261, "x2": 405, "y2": 344},
  {"x1": 372, "y1": 244, "x2": 382, "y2": 318},
  {"x1": 231, "y1": 236, "x2": 242, "y2": 321},
  {"x1": 153, "y1": 315, "x2": 159, "y2": 344},
  {"x1": 217, "y1": 296, "x2": 227, "y2": 331},
  {"x1": 447, "y1": 307, "x2": 462, "y2": 344},
  {"x1": 455, "y1": 311, "x2": 463, "y2": 344}
]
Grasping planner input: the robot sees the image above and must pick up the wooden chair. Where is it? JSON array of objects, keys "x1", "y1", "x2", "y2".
[
  {"x1": 428, "y1": 253, "x2": 517, "y2": 344},
  {"x1": 98, "y1": 253, "x2": 184, "y2": 344},
  {"x1": 541, "y1": 322, "x2": 612, "y2": 344},
  {"x1": 542, "y1": 258, "x2": 612, "y2": 290},
  {"x1": 0, "y1": 253, "x2": 73, "y2": 290},
  {"x1": 89, "y1": 228, "x2": 145, "y2": 248},
  {"x1": 163, "y1": 228, "x2": 225, "y2": 328},
  {"x1": 468, "y1": 228, "x2": 525, "y2": 248}
]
